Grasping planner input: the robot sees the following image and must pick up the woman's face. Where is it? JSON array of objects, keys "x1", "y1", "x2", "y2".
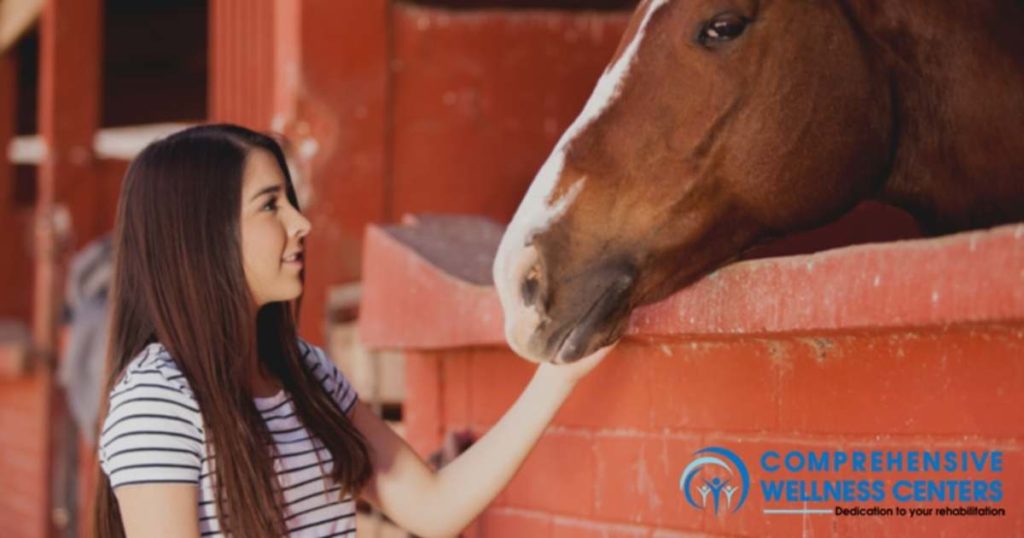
[{"x1": 240, "y1": 149, "x2": 311, "y2": 306}]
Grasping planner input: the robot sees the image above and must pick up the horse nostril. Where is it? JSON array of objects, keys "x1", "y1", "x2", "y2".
[{"x1": 520, "y1": 264, "x2": 544, "y2": 308}]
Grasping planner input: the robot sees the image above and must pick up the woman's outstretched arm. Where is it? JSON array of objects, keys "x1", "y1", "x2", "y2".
[{"x1": 352, "y1": 347, "x2": 613, "y2": 538}]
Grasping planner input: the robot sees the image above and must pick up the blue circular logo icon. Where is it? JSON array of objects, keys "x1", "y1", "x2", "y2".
[{"x1": 679, "y1": 446, "x2": 750, "y2": 514}]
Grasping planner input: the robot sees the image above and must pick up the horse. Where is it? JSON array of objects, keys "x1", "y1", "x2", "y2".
[{"x1": 492, "y1": 0, "x2": 1024, "y2": 364}]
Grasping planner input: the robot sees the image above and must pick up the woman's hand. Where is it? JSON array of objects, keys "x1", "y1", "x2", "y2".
[{"x1": 535, "y1": 343, "x2": 617, "y2": 387}]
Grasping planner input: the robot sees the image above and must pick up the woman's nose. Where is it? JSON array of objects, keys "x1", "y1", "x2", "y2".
[{"x1": 288, "y1": 207, "x2": 312, "y2": 239}]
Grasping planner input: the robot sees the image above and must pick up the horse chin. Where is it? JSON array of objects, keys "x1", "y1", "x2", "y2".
[
  {"x1": 551, "y1": 316, "x2": 627, "y2": 364},
  {"x1": 503, "y1": 289, "x2": 632, "y2": 364},
  {"x1": 501, "y1": 258, "x2": 637, "y2": 363},
  {"x1": 548, "y1": 276, "x2": 635, "y2": 363}
]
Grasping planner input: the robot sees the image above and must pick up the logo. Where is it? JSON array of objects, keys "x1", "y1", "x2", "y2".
[{"x1": 679, "y1": 446, "x2": 751, "y2": 514}]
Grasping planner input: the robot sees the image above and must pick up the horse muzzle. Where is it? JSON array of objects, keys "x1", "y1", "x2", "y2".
[{"x1": 498, "y1": 253, "x2": 637, "y2": 364}]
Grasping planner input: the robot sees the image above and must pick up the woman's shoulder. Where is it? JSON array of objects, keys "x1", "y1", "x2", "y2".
[
  {"x1": 99, "y1": 342, "x2": 205, "y2": 487},
  {"x1": 296, "y1": 336, "x2": 324, "y2": 363},
  {"x1": 296, "y1": 337, "x2": 338, "y2": 378},
  {"x1": 107, "y1": 342, "x2": 200, "y2": 411},
  {"x1": 296, "y1": 336, "x2": 339, "y2": 375},
  {"x1": 295, "y1": 336, "x2": 359, "y2": 415}
]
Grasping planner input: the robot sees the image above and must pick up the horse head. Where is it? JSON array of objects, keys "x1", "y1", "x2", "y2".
[{"x1": 494, "y1": 0, "x2": 905, "y2": 363}]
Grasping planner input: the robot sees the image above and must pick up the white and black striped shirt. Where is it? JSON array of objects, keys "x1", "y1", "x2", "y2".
[{"x1": 98, "y1": 339, "x2": 360, "y2": 537}]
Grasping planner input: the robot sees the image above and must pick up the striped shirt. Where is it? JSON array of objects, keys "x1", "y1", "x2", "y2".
[{"x1": 98, "y1": 339, "x2": 361, "y2": 537}]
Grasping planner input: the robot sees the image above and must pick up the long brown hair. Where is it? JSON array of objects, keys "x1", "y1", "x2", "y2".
[{"x1": 94, "y1": 124, "x2": 373, "y2": 537}]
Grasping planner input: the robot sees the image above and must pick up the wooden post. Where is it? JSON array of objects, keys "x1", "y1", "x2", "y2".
[
  {"x1": 208, "y1": 0, "x2": 392, "y2": 346},
  {"x1": 37, "y1": 0, "x2": 101, "y2": 536},
  {"x1": 209, "y1": 0, "x2": 276, "y2": 129},
  {"x1": 0, "y1": 52, "x2": 13, "y2": 212},
  {"x1": 290, "y1": 0, "x2": 391, "y2": 345}
]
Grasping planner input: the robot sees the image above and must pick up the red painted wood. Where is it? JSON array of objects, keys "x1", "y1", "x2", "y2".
[
  {"x1": 0, "y1": 52, "x2": 33, "y2": 320},
  {"x1": 76, "y1": 434, "x2": 97, "y2": 538},
  {"x1": 207, "y1": 0, "x2": 393, "y2": 345},
  {"x1": 38, "y1": 0, "x2": 102, "y2": 247},
  {"x1": 0, "y1": 373, "x2": 50, "y2": 538},
  {"x1": 359, "y1": 217, "x2": 1024, "y2": 536},
  {"x1": 391, "y1": 333, "x2": 1024, "y2": 537},
  {"x1": 360, "y1": 221, "x2": 1024, "y2": 347},
  {"x1": 0, "y1": 21, "x2": 45, "y2": 538},
  {"x1": 36, "y1": 1, "x2": 102, "y2": 537},
  {"x1": 0, "y1": 53, "x2": 13, "y2": 210},
  {"x1": 359, "y1": 222, "x2": 503, "y2": 349},
  {"x1": 209, "y1": 0, "x2": 275, "y2": 129},
  {"x1": 390, "y1": 6, "x2": 630, "y2": 224},
  {"x1": 291, "y1": 0, "x2": 391, "y2": 345},
  {"x1": 402, "y1": 351, "x2": 445, "y2": 459}
]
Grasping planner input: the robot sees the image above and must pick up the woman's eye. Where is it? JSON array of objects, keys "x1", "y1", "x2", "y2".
[
  {"x1": 262, "y1": 197, "x2": 279, "y2": 212},
  {"x1": 698, "y1": 13, "x2": 749, "y2": 46}
]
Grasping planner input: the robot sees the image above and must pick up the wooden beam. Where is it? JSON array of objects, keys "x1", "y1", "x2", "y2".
[{"x1": 8, "y1": 123, "x2": 193, "y2": 164}]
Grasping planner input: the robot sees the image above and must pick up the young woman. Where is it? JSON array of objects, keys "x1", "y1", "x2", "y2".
[{"x1": 94, "y1": 124, "x2": 612, "y2": 537}]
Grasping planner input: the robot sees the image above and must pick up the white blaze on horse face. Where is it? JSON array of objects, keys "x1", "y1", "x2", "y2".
[{"x1": 493, "y1": 0, "x2": 669, "y2": 360}]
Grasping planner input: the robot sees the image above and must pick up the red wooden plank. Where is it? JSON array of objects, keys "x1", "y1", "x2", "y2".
[
  {"x1": 359, "y1": 220, "x2": 1024, "y2": 347},
  {"x1": 37, "y1": 1, "x2": 102, "y2": 537},
  {"x1": 358, "y1": 221, "x2": 503, "y2": 349},
  {"x1": 401, "y1": 330, "x2": 1024, "y2": 536}
]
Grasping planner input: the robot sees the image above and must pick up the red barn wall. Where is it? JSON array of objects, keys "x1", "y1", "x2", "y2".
[{"x1": 360, "y1": 220, "x2": 1024, "y2": 537}]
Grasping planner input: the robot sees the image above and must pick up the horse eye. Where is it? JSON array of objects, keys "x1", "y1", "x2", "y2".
[{"x1": 698, "y1": 13, "x2": 749, "y2": 46}]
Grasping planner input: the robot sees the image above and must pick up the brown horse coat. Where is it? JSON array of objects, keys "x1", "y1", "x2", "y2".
[{"x1": 493, "y1": 0, "x2": 1024, "y2": 363}]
